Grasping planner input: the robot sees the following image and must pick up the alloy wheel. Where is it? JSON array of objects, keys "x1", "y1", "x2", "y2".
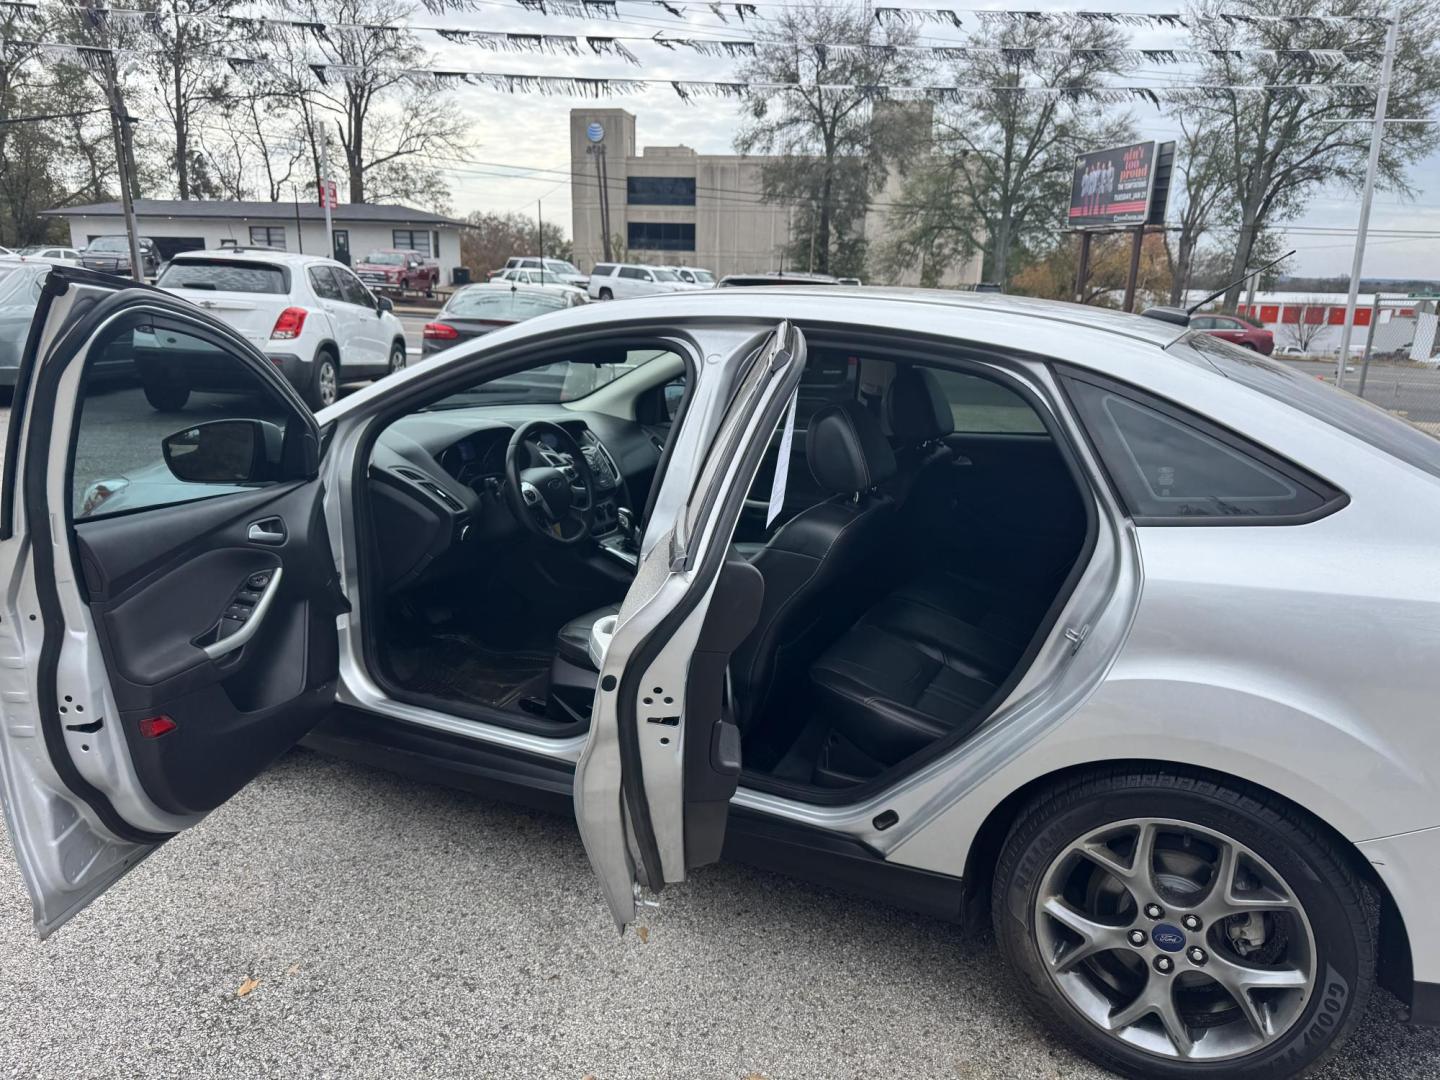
[
  {"x1": 1034, "y1": 817, "x2": 1315, "y2": 1062},
  {"x1": 389, "y1": 346, "x2": 407, "y2": 374},
  {"x1": 317, "y1": 360, "x2": 338, "y2": 407}
]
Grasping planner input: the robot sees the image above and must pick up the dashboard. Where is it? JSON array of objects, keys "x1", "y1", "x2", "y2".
[{"x1": 366, "y1": 403, "x2": 665, "y2": 591}]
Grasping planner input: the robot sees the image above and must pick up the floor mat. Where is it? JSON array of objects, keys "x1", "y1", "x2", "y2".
[{"x1": 386, "y1": 632, "x2": 552, "y2": 710}]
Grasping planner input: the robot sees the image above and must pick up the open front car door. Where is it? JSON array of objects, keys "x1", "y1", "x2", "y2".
[
  {"x1": 0, "y1": 268, "x2": 343, "y2": 936},
  {"x1": 575, "y1": 320, "x2": 806, "y2": 929}
]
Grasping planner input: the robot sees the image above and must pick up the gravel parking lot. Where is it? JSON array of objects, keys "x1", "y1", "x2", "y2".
[{"x1": 2, "y1": 351, "x2": 1440, "y2": 1078}]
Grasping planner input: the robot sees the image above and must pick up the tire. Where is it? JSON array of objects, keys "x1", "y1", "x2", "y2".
[
  {"x1": 598, "y1": 287, "x2": 613, "y2": 300},
  {"x1": 305, "y1": 351, "x2": 339, "y2": 410},
  {"x1": 387, "y1": 340, "x2": 407, "y2": 376},
  {"x1": 143, "y1": 382, "x2": 190, "y2": 412},
  {"x1": 1241, "y1": 342, "x2": 1258, "y2": 351},
  {"x1": 991, "y1": 769, "x2": 1373, "y2": 1080}
]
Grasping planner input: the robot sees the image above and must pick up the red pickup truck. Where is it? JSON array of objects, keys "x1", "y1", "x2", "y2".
[{"x1": 353, "y1": 249, "x2": 440, "y2": 293}]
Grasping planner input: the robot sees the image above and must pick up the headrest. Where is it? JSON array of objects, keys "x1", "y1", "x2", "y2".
[
  {"x1": 885, "y1": 366, "x2": 954, "y2": 445},
  {"x1": 806, "y1": 400, "x2": 897, "y2": 494}
]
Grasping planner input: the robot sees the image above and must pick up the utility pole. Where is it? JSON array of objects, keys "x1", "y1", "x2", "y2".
[
  {"x1": 95, "y1": 39, "x2": 143, "y2": 280},
  {"x1": 538, "y1": 200, "x2": 544, "y2": 258},
  {"x1": 293, "y1": 187, "x2": 304, "y2": 253},
  {"x1": 1336, "y1": 4, "x2": 1400, "y2": 387},
  {"x1": 319, "y1": 127, "x2": 335, "y2": 258}
]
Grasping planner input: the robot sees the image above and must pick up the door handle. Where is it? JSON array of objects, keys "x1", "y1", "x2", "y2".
[
  {"x1": 247, "y1": 517, "x2": 287, "y2": 545},
  {"x1": 203, "y1": 567, "x2": 283, "y2": 660}
]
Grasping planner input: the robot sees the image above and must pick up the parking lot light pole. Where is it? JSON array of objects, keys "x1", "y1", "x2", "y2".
[{"x1": 1336, "y1": 5, "x2": 1400, "y2": 388}]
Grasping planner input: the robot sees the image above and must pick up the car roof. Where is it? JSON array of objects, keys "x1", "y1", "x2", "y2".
[{"x1": 171, "y1": 248, "x2": 339, "y2": 267}]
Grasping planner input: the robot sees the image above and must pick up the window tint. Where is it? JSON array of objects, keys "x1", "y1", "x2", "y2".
[
  {"x1": 627, "y1": 222, "x2": 695, "y2": 251},
  {"x1": 1065, "y1": 376, "x2": 1338, "y2": 521},
  {"x1": 926, "y1": 368, "x2": 1047, "y2": 434},
  {"x1": 592, "y1": 263, "x2": 616, "y2": 277},
  {"x1": 1173, "y1": 332, "x2": 1440, "y2": 481},
  {"x1": 73, "y1": 324, "x2": 296, "y2": 519},
  {"x1": 618, "y1": 266, "x2": 645, "y2": 280},
  {"x1": 333, "y1": 268, "x2": 373, "y2": 307},
  {"x1": 626, "y1": 176, "x2": 697, "y2": 206},
  {"x1": 795, "y1": 351, "x2": 858, "y2": 427},
  {"x1": 308, "y1": 265, "x2": 343, "y2": 300},
  {"x1": 156, "y1": 260, "x2": 287, "y2": 294}
]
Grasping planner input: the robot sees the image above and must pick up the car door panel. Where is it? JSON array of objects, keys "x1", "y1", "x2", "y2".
[
  {"x1": 0, "y1": 269, "x2": 342, "y2": 936},
  {"x1": 76, "y1": 482, "x2": 341, "y2": 816},
  {"x1": 575, "y1": 320, "x2": 806, "y2": 929}
]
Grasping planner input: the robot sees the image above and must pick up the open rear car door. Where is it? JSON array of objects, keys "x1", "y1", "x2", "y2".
[
  {"x1": 575, "y1": 320, "x2": 806, "y2": 929},
  {"x1": 0, "y1": 268, "x2": 343, "y2": 936}
]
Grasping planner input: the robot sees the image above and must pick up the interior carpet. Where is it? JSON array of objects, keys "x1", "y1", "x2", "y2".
[{"x1": 386, "y1": 633, "x2": 552, "y2": 710}]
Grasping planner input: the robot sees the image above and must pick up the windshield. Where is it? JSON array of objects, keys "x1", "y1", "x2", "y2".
[
  {"x1": 364, "y1": 252, "x2": 406, "y2": 265},
  {"x1": 156, "y1": 260, "x2": 287, "y2": 294},
  {"x1": 650, "y1": 268, "x2": 680, "y2": 282},
  {"x1": 426, "y1": 348, "x2": 674, "y2": 408},
  {"x1": 689, "y1": 269, "x2": 714, "y2": 283},
  {"x1": 87, "y1": 236, "x2": 129, "y2": 252},
  {"x1": 1172, "y1": 331, "x2": 1440, "y2": 481},
  {"x1": 445, "y1": 288, "x2": 570, "y2": 319},
  {"x1": 544, "y1": 260, "x2": 580, "y2": 275}
]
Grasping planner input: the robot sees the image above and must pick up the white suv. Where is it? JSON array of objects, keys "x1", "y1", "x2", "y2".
[
  {"x1": 155, "y1": 248, "x2": 408, "y2": 408},
  {"x1": 587, "y1": 262, "x2": 703, "y2": 300},
  {"x1": 489, "y1": 256, "x2": 588, "y2": 288}
]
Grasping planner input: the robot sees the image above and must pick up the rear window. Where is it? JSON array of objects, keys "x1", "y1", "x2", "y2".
[
  {"x1": 1173, "y1": 332, "x2": 1440, "y2": 482},
  {"x1": 445, "y1": 289, "x2": 570, "y2": 319},
  {"x1": 157, "y1": 260, "x2": 287, "y2": 294},
  {"x1": 86, "y1": 236, "x2": 129, "y2": 252}
]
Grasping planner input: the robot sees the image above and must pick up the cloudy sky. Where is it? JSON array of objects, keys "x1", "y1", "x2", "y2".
[{"x1": 401, "y1": 0, "x2": 1440, "y2": 279}]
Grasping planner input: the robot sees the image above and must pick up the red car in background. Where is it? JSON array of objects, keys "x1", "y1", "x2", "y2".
[{"x1": 1191, "y1": 312, "x2": 1275, "y2": 354}]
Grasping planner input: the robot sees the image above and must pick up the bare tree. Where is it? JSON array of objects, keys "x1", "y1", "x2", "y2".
[
  {"x1": 735, "y1": 1, "x2": 927, "y2": 277},
  {"x1": 1281, "y1": 297, "x2": 1332, "y2": 353},
  {"x1": 1165, "y1": 115, "x2": 1232, "y2": 304},
  {"x1": 879, "y1": 19, "x2": 1135, "y2": 288},
  {"x1": 270, "y1": 0, "x2": 468, "y2": 205},
  {"x1": 1188, "y1": 0, "x2": 1440, "y2": 311}
]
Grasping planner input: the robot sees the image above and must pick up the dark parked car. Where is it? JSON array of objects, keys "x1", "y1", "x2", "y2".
[
  {"x1": 80, "y1": 235, "x2": 161, "y2": 280},
  {"x1": 422, "y1": 282, "x2": 585, "y2": 356},
  {"x1": 1191, "y1": 312, "x2": 1274, "y2": 355}
]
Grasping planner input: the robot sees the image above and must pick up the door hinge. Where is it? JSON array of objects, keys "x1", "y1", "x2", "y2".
[{"x1": 1064, "y1": 624, "x2": 1090, "y2": 655}]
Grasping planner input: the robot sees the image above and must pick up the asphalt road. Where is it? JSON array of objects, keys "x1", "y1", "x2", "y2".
[{"x1": 3, "y1": 749, "x2": 1439, "y2": 1080}]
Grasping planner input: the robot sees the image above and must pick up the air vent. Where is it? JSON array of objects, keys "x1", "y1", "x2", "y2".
[{"x1": 393, "y1": 467, "x2": 464, "y2": 512}]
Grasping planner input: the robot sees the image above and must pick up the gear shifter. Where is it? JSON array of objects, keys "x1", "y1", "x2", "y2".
[{"x1": 616, "y1": 506, "x2": 638, "y2": 552}]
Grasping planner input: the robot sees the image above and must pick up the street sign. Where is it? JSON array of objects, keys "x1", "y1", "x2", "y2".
[
  {"x1": 1068, "y1": 141, "x2": 1162, "y2": 229},
  {"x1": 319, "y1": 179, "x2": 337, "y2": 208}
]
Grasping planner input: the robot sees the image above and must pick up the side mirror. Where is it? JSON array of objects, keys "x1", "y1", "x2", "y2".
[
  {"x1": 376, "y1": 296, "x2": 394, "y2": 314},
  {"x1": 162, "y1": 419, "x2": 284, "y2": 483}
]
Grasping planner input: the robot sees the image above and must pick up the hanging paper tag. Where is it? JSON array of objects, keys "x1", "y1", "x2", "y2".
[{"x1": 766, "y1": 389, "x2": 799, "y2": 528}]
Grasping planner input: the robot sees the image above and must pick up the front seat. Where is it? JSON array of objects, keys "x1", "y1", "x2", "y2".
[{"x1": 552, "y1": 400, "x2": 897, "y2": 729}]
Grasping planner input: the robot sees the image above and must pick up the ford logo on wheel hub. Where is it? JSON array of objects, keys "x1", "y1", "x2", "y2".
[{"x1": 1151, "y1": 924, "x2": 1186, "y2": 952}]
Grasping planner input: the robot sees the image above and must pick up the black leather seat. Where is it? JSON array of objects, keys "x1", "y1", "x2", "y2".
[
  {"x1": 552, "y1": 400, "x2": 897, "y2": 717},
  {"x1": 728, "y1": 400, "x2": 898, "y2": 728},
  {"x1": 555, "y1": 602, "x2": 618, "y2": 669}
]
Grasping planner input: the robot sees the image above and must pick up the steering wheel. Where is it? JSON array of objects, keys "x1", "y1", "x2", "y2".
[{"x1": 504, "y1": 420, "x2": 596, "y2": 546}]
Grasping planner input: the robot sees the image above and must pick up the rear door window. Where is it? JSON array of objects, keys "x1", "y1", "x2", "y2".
[
  {"x1": 308, "y1": 266, "x2": 343, "y2": 300},
  {"x1": 1063, "y1": 373, "x2": 1345, "y2": 523},
  {"x1": 156, "y1": 260, "x2": 287, "y2": 294},
  {"x1": 592, "y1": 264, "x2": 615, "y2": 277}
]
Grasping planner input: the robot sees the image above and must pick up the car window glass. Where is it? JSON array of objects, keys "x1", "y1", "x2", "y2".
[
  {"x1": 592, "y1": 264, "x2": 615, "y2": 277},
  {"x1": 618, "y1": 267, "x2": 642, "y2": 280},
  {"x1": 334, "y1": 268, "x2": 373, "y2": 307},
  {"x1": 1065, "y1": 377, "x2": 1334, "y2": 520},
  {"x1": 1173, "y1": 332, "x2": 1440, "y2": 481},
  {"x1": 425, "y1": 347, "x2": 677, "y2": 409},
  {"x1": 72, "y1": 324, "x2": 297, "y2": 519},
  {"x1": 156, "y1": 260, "x2": 287, "y2": 294},
  {"x1": 445, "y1": 289, "x2": 569, "y2": 318},
  {"x1": 309, "y1": 265, "x2": 343, "y2": 300},
  {"x1": 926, "y1": 368, "x2": 1048, "y2": 434}
]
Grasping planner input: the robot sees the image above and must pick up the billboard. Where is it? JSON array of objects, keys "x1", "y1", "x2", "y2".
[{"x1": 1068, "y1": 141, "x2": 1161, "y2": 228}]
